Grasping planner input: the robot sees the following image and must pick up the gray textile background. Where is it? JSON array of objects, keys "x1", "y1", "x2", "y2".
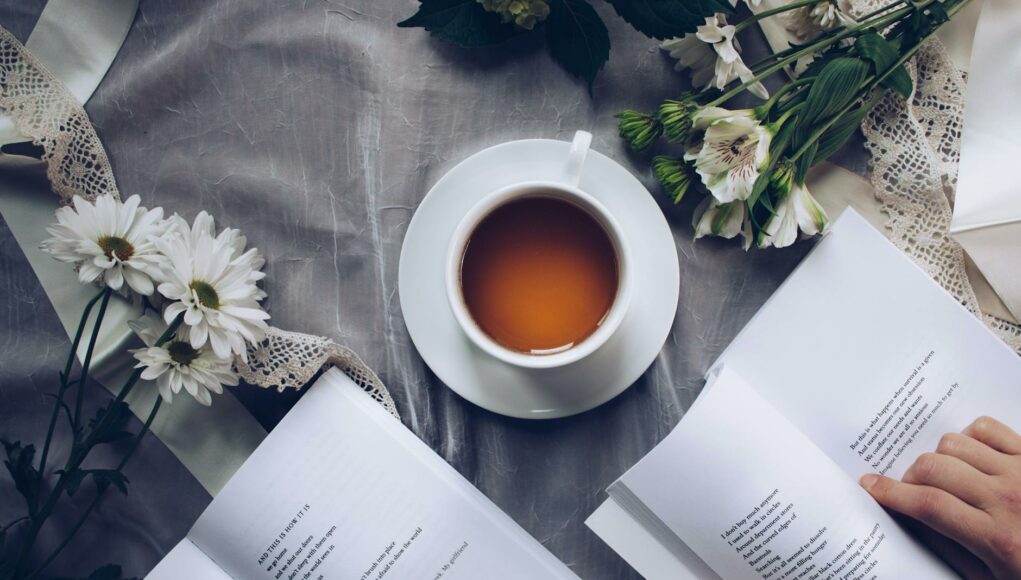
[{"x1": 0, "y1": 1, "x2": 867, "y2": 577}]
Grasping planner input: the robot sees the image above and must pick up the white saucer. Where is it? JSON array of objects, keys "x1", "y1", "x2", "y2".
[{"x1": 398, "y1": 138, "x2": 680, "y2": 419}]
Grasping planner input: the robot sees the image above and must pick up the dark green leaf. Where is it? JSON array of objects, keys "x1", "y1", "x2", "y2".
[
  {"x1": 606, "y1": 0, "x2": 732, "y2": 40},
  {"x1": 801, "y1": 57, "x2": 870, "y2": 125},
  {"x1": 890, "y1": 3, "x2": 949, "y2": 51},
  {"x1": 793, "y1": 57, "x2": 869, "y2": 151},
  {"x1": 854, "y1": 33, "x2": 911, "y2": 98},
  {"x1": 57, "y1": 468, "x2": 89, "y2": 496},
  {"x1": 795, "y1": 144, "x2": 816, "y2": 183},
  {"x1": 799, "y1": 46, "x2": 849, "y2": 80},
  {"x1": 90, "y1": 469, "x2": 130, "y2": 495},
  {"x1": 397, "y1": 0, "x2": 520, "y2": 48},
  {"x1": 2, "y1": 439, "x2": 39, "y2": 515},
  {"x1": 811, "y1": 103, "x2": 874, "y2": 165},
  {"x1": 546, "y1": 0, "x2": 611, "y2": 91},
  {"x1": 746, "y1": 170, "x2": 772, "y2": 210},
  {"x1": 87, "y1": 401, "x2": 131, "y2": 444}
]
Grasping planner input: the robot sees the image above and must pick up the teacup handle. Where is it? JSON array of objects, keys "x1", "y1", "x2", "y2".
[{"x1": 563, "y1": 130, "x2": 592, "y2": 188}]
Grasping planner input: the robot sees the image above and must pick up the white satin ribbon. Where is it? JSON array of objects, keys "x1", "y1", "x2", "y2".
[
  {"x1": 0, "y1": 0, "x2": 138, "y2": 144},
  {"x1": 0, "y1": 0, "x2": 268, "y2": 495}
]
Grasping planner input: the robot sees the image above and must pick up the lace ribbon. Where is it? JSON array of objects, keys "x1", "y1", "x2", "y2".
[
  {"x1": 0, "y1": 25, "x2": 400, "y2": 417},
  {"x1": 858, "y1": 38, "x2": 1021, "y2": 353},
  {"x1": 843, "y1": 0, "x2": 1021, "y2": 352}
]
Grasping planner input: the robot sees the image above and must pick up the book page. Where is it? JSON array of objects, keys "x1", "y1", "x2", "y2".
[
  {"x1": 613, "y1": 369, "x2": 954, "y2": 580},
  {"x1": 715, "y1": 210, "x2": 1021, "y2": 480},
  {"x1": 585, "y1": 497, "x2": 720, "y2": 580},
  {"x1": 183, "y1": 368, "x2": 577, "y2": 580}
]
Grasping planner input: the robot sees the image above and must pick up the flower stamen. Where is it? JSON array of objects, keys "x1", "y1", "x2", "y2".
[
  {"x1": 167, "y1": 340, "x2": 200, "y2": 366},
  {"x1": 97, "y1": 235, "x2": 135, "y2": 261},
  {"x1": 189, "y1": 280, "x2": 221, "y2": 309}
]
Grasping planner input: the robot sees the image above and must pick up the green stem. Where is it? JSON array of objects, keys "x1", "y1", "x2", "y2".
[
  {"x1": 72, "y1": 288, "x2": 113, "y2": 435},
  {"x1": 10, "y1": 314, "x2": 182, "y2": 579},
  {"x1": 82, "y1": 315, "x2": 183, "y2": 447},
  {"x1": 705, "y1": 5, "x2": 913, "y2": 107},
  {"x1": 34, "y1": 288, "x2": 105, "y2": 513},
  {"x1": 735, "y1": 0, "x2": 826, "y2": 33},
  {"x1": 791, "y1": 21, "x2": 934, "y2": 162},
  {"x1": 856, "y1": 0, "x2": 909, "y2": 21},
  {"x1": 756, "y1": 77, "x2": 813, "y2": 118},
  {"x1": 23, "y1": 398, "x2": 163, "y2": 580}
]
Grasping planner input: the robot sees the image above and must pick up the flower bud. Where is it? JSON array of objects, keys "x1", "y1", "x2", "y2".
[
  {"x1": 652, "y1": 156, "x2": 696, "y2": 204},
  {"x1": 658, "y1": 98, "x2": 697, "y2": 144},
  {"x1": 615, "y1": 110, "x2": 663, "y2": 153}
]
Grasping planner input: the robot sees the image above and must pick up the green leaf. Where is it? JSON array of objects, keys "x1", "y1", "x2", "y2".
[
  {"x1": 811, "y1": 103, "x2": 874, "y2": 165},
  {"x1": 606, "y1": 0, "x2": 732, "y2": 40},
  {"x1": 397, "y1": 0, "x2": 520, "y2": 48},
  {"x1": 546, "y1": 0, "x2": 611, "y2": 91},
  {"x1": 90, "y1": 469, "x2": 130, "y2": 495},
  {"x1": 2, "y1": 439, "x2": 39, "y2": 515},
  {"x1": 854, "y1": 33, "x2": 912, "y2": 98},
  {"x1": 57, "y1": 468, "x2": 89, "y2": 496},
  {"x1": 801, "y1": 58, "x2": 870, "y2": 125},
  {"x1": 793, "y1": 57, "x2": 869, "y2": 150},
  {"x1": 795, "y1": 143, "x2": 816, "y2": 183},
  {"x1": 890, "y1": 3, "x2": 949, "y2": 51},
  {"x1": 87, "y1": 401, "x2": 132, "y2": 444}
]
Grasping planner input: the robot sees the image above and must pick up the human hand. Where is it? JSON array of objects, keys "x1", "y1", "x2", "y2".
[{"x1": 859, "y1": 416, "x2": 1021, "y2": 580}]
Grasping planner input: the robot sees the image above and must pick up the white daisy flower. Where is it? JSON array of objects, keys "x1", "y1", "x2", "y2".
[
  {"x1": 663, "y1": 14, "x2": 769, "y2": 100},
  {"x1": 785, "y1": 0, "x2": 856, "y2": 40},
  {"x1": 684, "y1": 107, "x2": 773, "y2": 203},
  {"x1": 129, "y1": 315, "x2": 238, "y2": 406},
  {"x1": 156, "y1": 212, "x2": 269, "y2": 361},
  {"x1": 40, "y1": 194, "x2": 169, "y2": 295},
  {"x1": 759, "y1": 181, "x2": 830, "y2": 248}
]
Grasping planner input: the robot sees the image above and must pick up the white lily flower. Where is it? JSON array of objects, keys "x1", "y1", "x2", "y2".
[
  {"x1": 662, "y1": 14, "x2": 769, "y2": 100},
  {"x1": 759, "y1": 181, "x2": 830, "y2": 248},
  {"x1": 40, "y1": 194, "x2": 170, "y2": 295},
  {"x1": 156, "y1": 211, "x2": 269, "y2": 361},
  {"x1": 693, "y1": 197, "x2": 753, "y2": 249},
  {"x1": 685, "y1": 107, "x2": 773, "y2": 203},
  {"x1": 129, "y1": 315, "x2": 238, "y2": 406}
]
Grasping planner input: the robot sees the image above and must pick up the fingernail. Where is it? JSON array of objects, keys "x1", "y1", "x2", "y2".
[{"x1": 859, "y1": 473, "x2": 879, "y2": 489}]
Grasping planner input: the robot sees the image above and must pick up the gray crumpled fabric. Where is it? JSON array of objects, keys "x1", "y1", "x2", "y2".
[{"x1": 0, "y1": 0, "x2": 864, "y2": 577}]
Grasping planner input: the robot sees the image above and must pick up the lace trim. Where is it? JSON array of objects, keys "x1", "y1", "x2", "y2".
[
  {"x1": 858, "y1": 35, "x2": 1021, "y2": 353},
  {"x1": 237, "y1": 327, "x2": 399, "y2": 418},
  {"x1": 0, "y1": 24, "x2": 400, "y2": 416},
  {"x1": 0, "y1": 26, "x2": 118, "y2": 203}
]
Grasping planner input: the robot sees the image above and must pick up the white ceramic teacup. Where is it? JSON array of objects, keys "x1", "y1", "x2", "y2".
[{"x1": 444, "y1": 131, "x2": 633, "y2": 370}]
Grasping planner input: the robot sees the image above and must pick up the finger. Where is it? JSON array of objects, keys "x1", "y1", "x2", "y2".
[
  {"x1": 936, "y1": 432, "x2": 1012, "y2": 476},
  {"x1": 860, "y1": 473, "x2": 992, "y2": 557},
  {"x1": 962, "y1": 416, "x2": 1021, "y2": 455},
  {"x1": 897, "y1": 515, "x2": 996, "y2": 580},
  {"x1": 902, "y1": 452, "x2": 993, "y2": 509}
]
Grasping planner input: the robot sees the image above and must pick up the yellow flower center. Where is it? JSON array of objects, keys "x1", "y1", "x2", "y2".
[
  {"x1": 189, "y1": 280, "x2": 220, "y2": 309},
  {"x1": 97, "y1": 235, "x2": 135, "y2": 261},
  {"x1": 167, "y1": 340, "x2": 200, "y2": 365}
]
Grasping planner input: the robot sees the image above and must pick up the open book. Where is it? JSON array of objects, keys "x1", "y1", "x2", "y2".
[
  {"x1": 587, "y1": 210, "x2": 1021, "y2": 580},
  {"x1": 148, "y1": 368, "x2": 578, "y2": 580}
]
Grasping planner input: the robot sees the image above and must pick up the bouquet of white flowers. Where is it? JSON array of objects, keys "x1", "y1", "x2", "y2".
[
  {"x1": 1, "y1": 194, "x2": 268, "y2": 579},
  {"x1": 618, "y1": 0, "x2": 969, "y2": 249}
]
